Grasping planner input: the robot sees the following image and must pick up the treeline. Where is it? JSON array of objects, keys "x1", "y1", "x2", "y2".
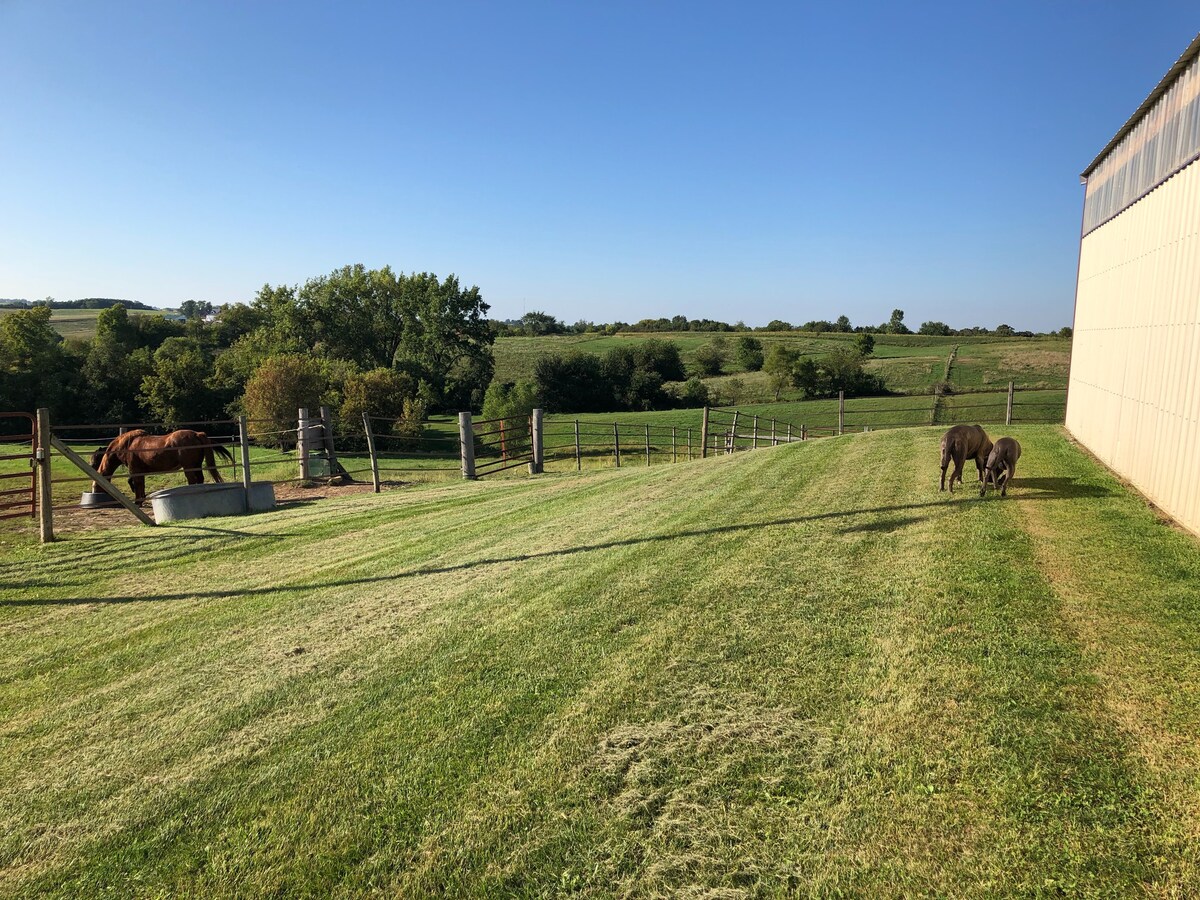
[
  {"x1": 0, "y1": 297, "x2": 159, "y2": 311},
  {"x1": 482, "y1": 334, "x2": 884, "y2": 426},
  {"x1": 0, "y1": 265, "x2": 492, "y2": 436},
  {"x1": 496, "y1": 309, "x2": 1072, "y2": 339}
]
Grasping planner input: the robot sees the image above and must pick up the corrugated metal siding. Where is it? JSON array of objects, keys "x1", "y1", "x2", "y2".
[
  {"x1": 1068, "y1": 157, "x2": 1200, "y2": 534},
  {"x1": 1082, "y1": 50, "x2": 1200, "y2": 235}
]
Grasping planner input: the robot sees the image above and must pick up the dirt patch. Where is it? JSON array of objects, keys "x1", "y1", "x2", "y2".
[{"x1": 30, "y1": 477, "x2": 409, "y2": 538}]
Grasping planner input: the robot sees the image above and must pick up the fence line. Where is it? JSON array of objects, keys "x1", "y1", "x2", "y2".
[{"x1": 8, "y1": 385, "x2": 1065, "y2": 541}]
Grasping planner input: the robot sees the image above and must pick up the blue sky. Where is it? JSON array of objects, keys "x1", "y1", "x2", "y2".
[{"x1": 2, "y1": 2, "x2": 1197, "y2": 330}]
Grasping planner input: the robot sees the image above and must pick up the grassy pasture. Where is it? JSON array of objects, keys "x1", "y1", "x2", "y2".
[
  {"x1": 4, "y1": 427, "x2": 1200, "y2": 895},
  {"x1": 492, "y1": 332, "x2": 1071, "y2": 400}
]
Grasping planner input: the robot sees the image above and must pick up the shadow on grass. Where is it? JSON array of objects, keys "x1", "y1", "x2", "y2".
[{"x1": 6, "y1": 476, "x2": 1114, "y2": 606}]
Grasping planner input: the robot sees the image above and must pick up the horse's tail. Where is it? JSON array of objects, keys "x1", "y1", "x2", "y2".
[{"x1": 198, "y1": 432, "x2": 233, "y2": 483}]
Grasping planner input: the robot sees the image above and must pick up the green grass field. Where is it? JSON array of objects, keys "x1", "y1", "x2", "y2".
[
  {"x1": 493, "y1": 332, "x2": 1071, "y2": 400},
  {"x1": 4, "y1": 426, "x2": 1200, "y2": 895},
  {"x1": 0, "y1": 307, "x2": 161, "y2": 340}
]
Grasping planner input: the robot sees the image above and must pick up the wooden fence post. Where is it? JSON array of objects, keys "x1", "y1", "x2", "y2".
[
  {"x1": 458, "y1": 411, "x2": 476, "y2": 481},
  {"x1": 672, "y1": 426, "x2": 677, "y2": 463},
  {"x1": 530, "y1": 408, "x2": 544, "y2": 474},
  {"x1": 687, "y1": 427, "x2": 692, "y2": 460},
  {"x1": 787, "y1": 422, "x2": 793, "y2": 443},
  {"x1": 838, "y1": 391, "x2": 845, "y2": 435},
  {"x1": 574, "y1": 420, "x2": 581, "y2": 471},
  {"x1": 801, "y1": 424, "x2": 807, "y2": 441},
  {"x1": 613, "y1": 423, "x2": 621, "y2": 468},
  {"x1": 238, "y1": 415, "x2": 253, "y2": 512},
  {"x1": 771, "y1": 419, "x2": 777, "y2": 446},
  {"x1": 753, "y1": 415, "x2": 759, "y2": 449},
  {"x1": 363, "y1": 413, "x2": 381, "y2": 491},
  {"x1": 36, "y1": 407, "x2": 54, "y2": 543},
  {"x1": 1006, "y1": 381, "x2": 1015, "y2": 425},
  {"x1": 730, "y1": 411, "x2": 740, "y2": 453},
  {"x1": 318, "y1": 404, "x2": 348, "y2": 479},
  {"x1": 700, "y1": 407, "x2": 709, "y2": 458},
  {"x1": 297, "y1": 407, "x2": 311, "y2": 482},
  {"x1": 645, "y1": 424, "x2": 651, "y2": 466}
]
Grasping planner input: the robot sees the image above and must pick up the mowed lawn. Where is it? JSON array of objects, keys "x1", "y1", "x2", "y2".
[{"x1": 3, "y1": 426, "x2": 1200, "y2": 895}]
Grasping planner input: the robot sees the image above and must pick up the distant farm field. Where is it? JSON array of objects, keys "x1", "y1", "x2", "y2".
[
  {"x1": 0, "y1": 306, "x2": 160, "y2": 339},
  {"x1": 4, "y1": 427, "x2": 1200, "y2": 894},
  {"x1": 493, "y1": 332, "x2": 1071, "y2": 399}
]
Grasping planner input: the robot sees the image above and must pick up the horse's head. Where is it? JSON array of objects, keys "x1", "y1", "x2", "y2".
[{"x1": 89, "y1": 444, "x2": 117, "y2": 492}]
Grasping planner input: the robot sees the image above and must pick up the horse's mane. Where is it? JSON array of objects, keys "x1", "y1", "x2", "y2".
[{"x1": 107, "y1": 429, "x2": 150, "y2": 453}]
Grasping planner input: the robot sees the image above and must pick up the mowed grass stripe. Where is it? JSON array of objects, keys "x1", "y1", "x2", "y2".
[{"x1": 0, "y1": 426, "x2": 1195, "y2": 895}]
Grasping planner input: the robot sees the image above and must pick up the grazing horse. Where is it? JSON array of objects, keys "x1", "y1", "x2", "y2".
[
  {"x1": 939, "y1": 424, "x2": 993, "y2": 493},
  {"x1": 90, "y1": 429, "x2": 234, "y2": 504},
  {"x1": 980, "y1": 437, "x2": 1021, "y2": 498}
]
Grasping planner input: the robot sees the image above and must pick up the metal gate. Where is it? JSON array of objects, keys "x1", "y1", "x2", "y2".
[{"x1": 0, "y1": 412, "x2": 37, "y2": 521}]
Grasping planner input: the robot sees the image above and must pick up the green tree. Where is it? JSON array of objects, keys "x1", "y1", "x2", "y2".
[
  {"x1": 856, "y1": 333, "x2": 875, "y2": 357},
  {"x1": 918, "y1": 321, "x2": 951, "y2": 336},
  {"x1": 835, "y1": 315, "x2": 852, "y2": 333},
  {"x1": 693, "y1": 344, "x2": 725, "y2": 377},
  {"x1": 519, "y1": 311, "x2": 562, "y2": 336},
  {"x1": 677, "y1": 376, "x2": 710, "y2": 407},
  {"x1": 138, "y1": 338, "x2": 222, "y2": 423},
  {"x1": 84, "y1": 305, "x2": 152, "y2": 421},
  {"x1": 888, "y1": 309, "x2": 911, "y2": 334},
  {"x1": 240, "y1": 354, "x2": 332, "y2": 446},
  {"x1": 734, "y1": 336, "x2": 764, "y2": 372},
  {"x1": 763, "y1": 345, "x2": 800, "y2": 401}
]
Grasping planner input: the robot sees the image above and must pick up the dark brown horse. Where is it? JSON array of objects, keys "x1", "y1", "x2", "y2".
[{"x1": 90, "y1": 429, "x2": 234, "y2": 504}]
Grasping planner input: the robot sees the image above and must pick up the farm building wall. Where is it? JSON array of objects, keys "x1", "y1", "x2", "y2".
[{"x1": 1067, "y1": 34, "x2": 1200, "y2": 535}]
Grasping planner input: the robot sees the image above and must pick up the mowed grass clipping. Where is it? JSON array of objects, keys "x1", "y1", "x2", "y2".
[{"x1": 3, "y1": 426, "x2": 1200, "y2": 895}]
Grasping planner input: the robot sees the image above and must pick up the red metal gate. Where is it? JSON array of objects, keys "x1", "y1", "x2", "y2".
[{"x1": 0, "y1": 412, "x2": 36, "y2": 521}]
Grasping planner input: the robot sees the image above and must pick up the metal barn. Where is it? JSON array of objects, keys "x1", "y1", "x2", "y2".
[{"x1": 1067, "y1": 32, "x2": 1200, "y2": 534}]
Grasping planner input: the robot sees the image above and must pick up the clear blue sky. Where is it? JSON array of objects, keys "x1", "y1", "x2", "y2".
[{"x1": 2, "y1": 2, "x2": 1197, "y2": 330}]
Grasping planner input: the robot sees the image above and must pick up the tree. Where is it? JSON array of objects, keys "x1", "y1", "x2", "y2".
[
  {"x1": 889, "y1": 309, "x2": 910, "y2": 334},
  {"x1": 253, "y1": 265, "x2": 494, "y2": 411},
  {"x1": 763, "y1": 345, "x2": 800, "y2": 401},
  {"x1": 1058, "y1": 326, "x2": 1073, "y2": 339},
  {"x1": 240, "y1": 354, "x2": 332, "y2": 445},
  {"x1": 735, "y1": 336, "x2": 764, "y2": 372},
  {"x1": 339, "y1": 367, "x2": 419, "y2": 441},
  {"x1": 765, "y1": 320, "x2": 792, "y2": 332},
  {"x1": 855, "y1": 333, "x2": 875, "y2": 357},
  {"x1": 918, "y1": 321, "x2": 951, "y2": 336},
  {"x1": 84, "y1": 305, "x2": 152, "y2": 422},
  {"x1": 0, "y1": 305, "x2": 81, "y2": 415},
  {"x1": 533, "y1": 352, "x2": 609, "y2": 413},
  {"x1": 633, "y1": 339, "x2": 686, "y2": 382},
  {"x1": 693, "y1": 344, "x2": 725, "y2": 377},
  {"x1": 138, "y1": 337, "x2": 223, "y2": 424},
  {"x1": 994, "y1": 323, "x2": 1015, "y2": 336},
  {"x1": 835, "y1": 315, "x2": 852, "y2": 333},
  {"x1": 677, "y1": 376, "x2": 710, "y2": 407},
  {"x1": 519, "y1": 311, "x2": 562, "y2": 336}
]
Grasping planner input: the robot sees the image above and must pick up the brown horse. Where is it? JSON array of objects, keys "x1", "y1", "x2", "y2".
[{"x1": 90, "y1": 429, "x2": 234, "y2": 504}]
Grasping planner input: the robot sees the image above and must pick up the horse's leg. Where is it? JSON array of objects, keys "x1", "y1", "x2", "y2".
[
  {"x1": 130, "y1": 475, "x2": 146, "y2": 505},
  {"x1": 185, "y1": 458, "x2": 204, "y2": 485}
]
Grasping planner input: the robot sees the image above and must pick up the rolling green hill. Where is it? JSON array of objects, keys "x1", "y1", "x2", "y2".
[
  {"x1": 4, "y1": 426, "x2": 1200, "y2": 895},
  {"x1": 493, "y1": 332, "x2": 1071, "y2": 400}
]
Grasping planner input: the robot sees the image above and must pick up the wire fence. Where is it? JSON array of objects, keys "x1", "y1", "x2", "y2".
[{"x1": 4, "y1": 385, "x2": 1066, "y2": 540}]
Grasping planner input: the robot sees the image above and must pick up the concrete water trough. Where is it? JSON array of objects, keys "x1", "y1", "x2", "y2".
[{"x1": 148, "y1": 482, "x2": 276, "y2": 523}]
